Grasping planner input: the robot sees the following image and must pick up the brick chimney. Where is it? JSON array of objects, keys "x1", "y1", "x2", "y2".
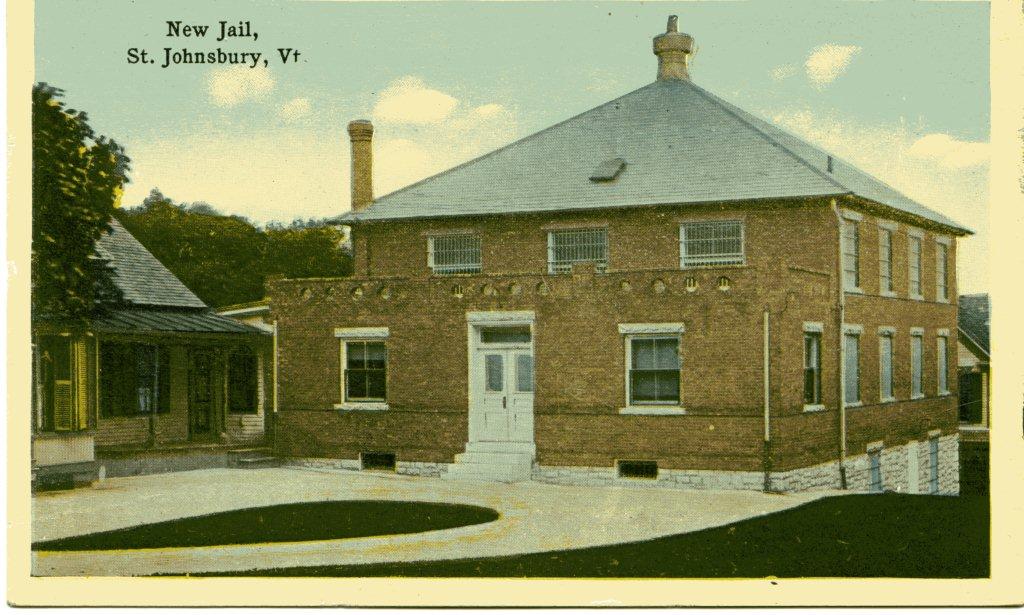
[
  {"x1": 347, "y1": 119, "x2": 374, "y2": 212},
  {"x1": 653, "y1": 15, "x2": 695, "y2": 81}
]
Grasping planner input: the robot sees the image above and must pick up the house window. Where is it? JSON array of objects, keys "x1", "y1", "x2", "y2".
[
  {"x1": 843, "y1": 331, "x2": 861, "y2": 406},
  {"x1": 842, "y1": 219, "x2": 860, "y2": 291},
  {"x1": 928, "y1": 437, "x2": 940, "y2": 494},
  {"x1": 869, "y1": 449, "x2": 883, "y2": 493},
  {"x1": 803, "y1": 331, "x2": 822, "y2": 407},
  {"x1": 228, "y1": 347, "x2": 259, "y2": 414},
  {"x1": 879, "y1": 330, "x2": 894, "y2": 401},
  {"x1": 879, "y1": 228, "x2": 893, "y2": 294},
  {"x1": 38, "y1": 336, "x2": 90, "y2": 432},
  {"x1": 428, "y1": 234, "x2": 482, "y2": 275},
  {"x1": 679, "y1": 220, "x2": 744, "y2": 268},
  {"x1": 936, "y1": 241, "x2": 949, "y2": 301},
  {"x1": 911, "y1": 331, "x2": 924, "y2": 398},
  {"x1": 628, "y1": 336, "x2": 680, "y2": 405},
  {"x1": 908, "y1": 235, "x2": 923, "y2": 297},
  {"x1": 344, "y1": 341, "x2": 387, "y2": 402},
  {"x1": 958, "y1": 371, "x2": 983, "y2": 424},
  {"x1": 547, "y1": 228, "x2": 608, "y2": 273},
  {"x1": 936, "y1": 334, "x2": 949, "y2": 395},
  {"x1": 99, "y1": 342, "x2": 171, "y2": 417}
]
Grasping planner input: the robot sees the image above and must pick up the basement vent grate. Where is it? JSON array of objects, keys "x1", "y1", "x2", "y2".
[
  {"x1": 589, "y1": 158, "x2": 626, "y2": 182},
  {"x1": 617, "y1": 460, "x2": 659, "y2": 479},
  {"x1": 360, "y1": 452, "x2": 397, "y2": 471}
]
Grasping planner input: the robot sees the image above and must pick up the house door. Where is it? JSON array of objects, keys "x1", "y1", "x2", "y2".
[
  {"x1": 470, "y1": 326, "x2": 534, "y2": 444},
  {"x1": 188, "y1": 350, "x2": 214, "y2": 437}
]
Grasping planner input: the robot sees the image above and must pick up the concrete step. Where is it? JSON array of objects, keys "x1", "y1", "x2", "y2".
[
  {"x1": 445, "y1": 463, "x2": 533, "y2": 483},
  {"x1": 454, "y1": 451, "x2": 534, "y2": 465}
]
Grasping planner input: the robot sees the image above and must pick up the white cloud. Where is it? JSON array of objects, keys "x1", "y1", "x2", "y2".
[
  {"x1": 907, "y1": 133, "x2": 989, "y2": 169},
  {"x1": 770, "y1": 64, "x2": 798, "y2": 81},
  {"x1": 371, "y1": 76, "x2": 458, "y2": 124},
  {"x1": 207, "y1": 66, "x2": 275, "y2": 107},
  {"x1": 279, "y1": 97, "x2": 312, "y2": 121},
  {"x1": 768, "y1": 107, "x2": 989, "y2": 292},
  {"x1": 805, "y1": 44, "x2": 861, "y2": 88}
]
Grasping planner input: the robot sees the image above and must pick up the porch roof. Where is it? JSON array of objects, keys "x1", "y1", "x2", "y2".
[{"x1": 91, "y1": 307, "x2": 267, "y2": 336}]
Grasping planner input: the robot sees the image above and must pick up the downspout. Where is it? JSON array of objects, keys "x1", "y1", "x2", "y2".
[
  {"x1": 271, "y1": 319, "x2": 279, "y2": 452},
  {"x1": 762, "y1": 308, "x2": 772, "y2": 492},
  {"x1": 831, "y1": 198, "x2": 849, "y2": 489}
]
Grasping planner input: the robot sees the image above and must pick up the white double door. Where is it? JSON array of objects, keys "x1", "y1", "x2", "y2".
[{"x1": 470, "y1": 345, "x2": 534, "y2": 444}]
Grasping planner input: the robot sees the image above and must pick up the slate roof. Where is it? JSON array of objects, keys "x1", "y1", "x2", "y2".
[
  {"x1": 94, "y1": 218, "x2": 207, "y2": 309},
  {"x1": 958, "y1": 293, "x2": 990, "y2": 358},
  {"x1": 91, "y1": 307, "x2": 262, "y2": 335},
  {"x1": 342, "y1": 79, "x2": 969, "y2": 234}
]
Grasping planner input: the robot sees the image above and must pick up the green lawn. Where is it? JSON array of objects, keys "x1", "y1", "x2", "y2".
[
  {"x1": 33, "y1": 500, "x2": 499, "y2": 551},
  {"x1": 216, "y1": 493, "x2": 988, "y2": 578}
]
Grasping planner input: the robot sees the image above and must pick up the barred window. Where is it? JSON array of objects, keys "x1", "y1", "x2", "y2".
[
  {"x1": 879, "y1": 332, "x2": 894, "y2": 401},
  {"x1": 842, "y1": 219, "x2": 860, "y2": 290},
  {"x1": 428, "y1": 235, "x2": 481, "y2": 274},
  {"x1": 879, "y1": 228, "x2": 893, "y2": 293},
  {"x1": 936, "y1": 241, "x2": 948, "y2": 301},
  {"x1": 909, "y1": 235, "x2": 922, "y2": 297},
  {"x1": 679, "y1": 220, "x2": 744, "y2": 268},
  {"x1": 803, "y1": 332, "x2": 822, "y2": 406},
  {"x1": 937, "y1": 335, "x2": 949, "y2": 394},
  {"x1": 628, "y1": 336, "x2": 680, "y2": 405},
  {"x1": 843, "y1": 332, "x2": 860, "y2": 406},
  {"x1": 547, "y1": 228, "x2": 608, "y2": 274},
  {"x1": 911, "y1": 332, "x2": 923, "y2": 398},
  {"x1": 345, "y1": 341, "x2": 386, "y2": 402}
]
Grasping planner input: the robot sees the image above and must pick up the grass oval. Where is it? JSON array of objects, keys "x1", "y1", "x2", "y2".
[{"x1": 33, "y1": 500, "x2": 500, "y2": 551}]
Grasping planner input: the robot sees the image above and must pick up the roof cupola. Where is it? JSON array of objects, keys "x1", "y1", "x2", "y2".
[{"x1": 653, "y1": 15, "x2": 695, "y2": 81}]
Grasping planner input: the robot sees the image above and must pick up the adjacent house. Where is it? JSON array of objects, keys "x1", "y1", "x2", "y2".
[
  {"x1": 957, "y1": 293, "x2": 989, "y2": 494},
  {"x1": 32, "y1": 219, "x2": 271, "y2": 489},
  {"x1": 267, "y1": 17, "x2": 969, "y2": 492}
]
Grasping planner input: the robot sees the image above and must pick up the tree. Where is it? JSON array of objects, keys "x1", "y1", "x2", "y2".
[{"x1": 32, "y1": 83, "x2": 129, "y2": 321}]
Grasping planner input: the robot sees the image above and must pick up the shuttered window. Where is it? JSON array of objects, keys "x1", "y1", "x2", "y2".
[{"x1": 99, "y1": 342, "x2": 171, "y2": 417}]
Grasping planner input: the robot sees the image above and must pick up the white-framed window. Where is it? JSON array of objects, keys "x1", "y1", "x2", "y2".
[
  {"x1": 547, "y1": 228, "x2": 608, "y2": 274},
  {"x1": 878, "y1": 328, "x2": 895, "y2": 402},
  {"x1": 842, "y1": 218, "x2": 860, "y2": 291},
  {"x1": 935, "y1": 238, "x2": 949, "y2": 302},
  {"x1": 618, "y1": 323, "x2": 685, "y2": 414},
  {"x1": 908, "y1": 233, "x2": 923, "y2": 298},
  {"x1": 803, "y1": 326, "x2": 823, "y2": 409},
  {"x1": 679, "y1": 220, "x2": 744, "y2": 268},
  {"x1": 936, "y1": 332, "x2": 949, "y2": 395},
  {"x1": 879, "y1": 227, "x2": 894, "y2": 295},
  {"x1": 843, "y1": 327, "x2": 861, "y2": 406},
  {"x1": 427, "y1": 234, "x2": 482, "y2": 274},
  {"x1": 911, "y1": 328, "x2": 924, "y2": 399},
  {"x1": 334, "y1": 327, "x2": 389, "y2": 410}
]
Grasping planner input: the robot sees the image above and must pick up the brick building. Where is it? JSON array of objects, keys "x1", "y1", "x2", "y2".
[{"x1": 268, "y1": 17, "x2": 969, "y2": 492}]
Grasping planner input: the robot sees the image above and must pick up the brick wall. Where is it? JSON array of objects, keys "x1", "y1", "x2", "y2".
[{"x1": 270, "y1": 198, "x2": 961, "y2": 475}]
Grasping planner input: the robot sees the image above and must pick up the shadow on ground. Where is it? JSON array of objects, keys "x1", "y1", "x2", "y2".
[
  {"x1": 203, "y1": 494, "x2": 989, "y2": 578},
  {"x1": 33, "y1": 500, "x2": 500, "y2": 551}
]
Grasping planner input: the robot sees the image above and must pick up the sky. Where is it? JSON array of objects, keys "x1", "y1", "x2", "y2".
[{"x1": 35, "y1": 0, "x2": 990, "y2": 292}]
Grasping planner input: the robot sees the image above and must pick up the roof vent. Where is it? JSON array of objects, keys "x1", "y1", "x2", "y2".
[
  {"x1": 590, "y1": 158, "x2": 626, "y2": 182},
  {"x1": 827, "y1": 155, "x2": 834, "y2": 173}
]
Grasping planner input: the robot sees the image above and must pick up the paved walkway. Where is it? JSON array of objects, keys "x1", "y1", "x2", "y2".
[{"x1": 32, "y1": 467, "x2": 834, "y2": 576}]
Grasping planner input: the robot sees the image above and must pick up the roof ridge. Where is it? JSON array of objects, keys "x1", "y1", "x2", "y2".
[
  {"x1": 682, "y1": 81, "x2": 851, "y2": 195},
  {"x1": 348, "y1": 82, "x2": 658, "y2": 219}
]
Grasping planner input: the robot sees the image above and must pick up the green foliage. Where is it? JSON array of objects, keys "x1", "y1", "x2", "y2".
[
  {"x1": 117, "y1": 189, "x2": 352, "y2": 307},
  {"x1": 32, "y1": 83, "x2": 129, "y2": 320}
]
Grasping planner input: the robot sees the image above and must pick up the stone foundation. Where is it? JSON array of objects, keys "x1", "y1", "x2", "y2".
[{"x1": 283, "y1": 434, "x2": 959, "y2": 494}]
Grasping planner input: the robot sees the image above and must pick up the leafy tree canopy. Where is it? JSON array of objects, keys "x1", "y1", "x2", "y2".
[
  {"x1": 118, "y1": 189, "x2": 352, "y2": 307},
  {"x1": 32, "y1": 82, "x2": 130, "y2": 321}
]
